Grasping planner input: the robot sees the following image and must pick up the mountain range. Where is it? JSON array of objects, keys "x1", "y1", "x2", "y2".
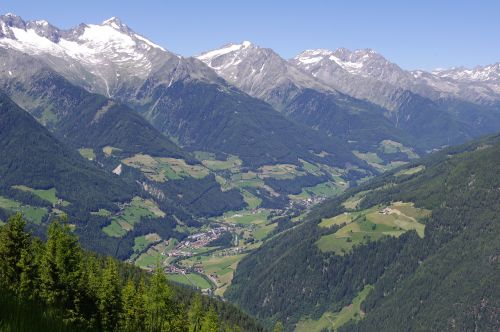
[{"x1": 0, "y1": 12, "x2": 499, "y2": 331}]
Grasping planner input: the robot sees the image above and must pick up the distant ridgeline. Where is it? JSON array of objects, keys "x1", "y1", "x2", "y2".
[
  {"x1": 0, "y1": 214, "x2": 263, "y2": 332},
  {"x1": 226, "y1": 134, "x2": 500, "y2": 331}
]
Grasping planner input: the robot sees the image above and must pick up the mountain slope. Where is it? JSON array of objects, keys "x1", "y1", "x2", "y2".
[
  {"x1": 294, "y1": 48, "x2": 500, "y2": 107},
  {"x1": 136, "y1": 78, "x2": 362, "y2": 168},
  {"x1": 293, "y1": 48, "x2": 500, "y2": 148},
  {"x1": 197, "y1": 41, "x2": 332, "y2": 111},
  {"x1": 197, "y1": 41, "x2": 422, "y2": 166},
  {"x1": 225, "y1": 133, "x2": 500, "y2": 330},
  {"x1": 0, "y1": 91, "x2": 136, "y2": 210},
  {"x1": 0, "y1": 47, "x2": 248, "y2": 218},
  {"x1": 0, "y1": 14, "x2": 366, "y2": 174},
  {"x1": 0, "y1": 47, "x2": 189, "y2": 159}
]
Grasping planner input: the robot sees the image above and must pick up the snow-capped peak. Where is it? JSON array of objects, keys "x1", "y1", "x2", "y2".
[
  {"x1": 197, "y1": 41, "x2": 254, "y2": 61},
  {"x1": 0, "y1": 13, "x2": 183, "y2": 97},
  {"x1": 241, "y1": 40, "x2": 252, "y2": 47},
  {"x1": 432, "y1": 63, "x2": 500, "y2": 82},
  {"x1": 34, "y1": 20, "x2": 49, "y2": 26},
  {"x1": 101, "y1": 16, "x2": 126, "y2": 30},
  {"x1": 294, "y1": 47, "x2": 406, "y2": 82}
]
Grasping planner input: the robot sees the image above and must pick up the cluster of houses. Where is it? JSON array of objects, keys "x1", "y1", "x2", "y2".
[{"x1": 167, "y1": 226, "x2": 232, "y2": 257}]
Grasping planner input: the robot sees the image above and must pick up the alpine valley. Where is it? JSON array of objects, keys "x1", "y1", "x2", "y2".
[{"x1": 0, "y1": 12, "x2": 499, "y2": 332}]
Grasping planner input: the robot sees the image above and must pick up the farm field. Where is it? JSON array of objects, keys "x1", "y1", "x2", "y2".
[
  {"x1": 166, "y1": 273, "x2": 212, "y2": 290},
  {"x1": 258, "y1": 164, "x2": 305, "y2": 179},
  {"x1": 0, "y1": 196, "x2": 47, "y2": 224},
  {"x1": 353, "y1": 150, "x2": 405, "y2": 172},
  {"x1": 122, "y1": 154, "x2": 209, "y2": 182},
  {"x1": 395, "y1": 165, "x2": 426, "y2": 177},
  {"x1": 133, "y1": 233, "x2": 161, "y2": 253},
  {"x1": 217, "y1": 208, "x2": 277, "y2": 242},
  {"x1": 78, "y1": 148, "x2": 96, "y2": 160},
  {"x1": 295, "y1": 285, "x2": 373, "y2": 332},
  {"x1": 180, "y1": 253, "x2": 247, "y2": 296},
  {"x1": 342, "y1": 190, "x2": 369, "y2": 210},
  {"x1": 134, "y1": 238, "x2": 178, "y2": 268},
  {"x1": 220, "y1": 209, "x2": 270, "y2": 225},
  {"x1": 378, "y1": 140, "x2": 419, "y2": 159},
  {"x1": 289, "y1": 181, "x2": 343, "y2": 200},
  {"x1": 12, "y1": 185, "x2": 69, "y2": 206},
  {"x1": 316, "y1": 202, "x2": 429, "y2": 255},
  {"x1": 102, "y1": 146, "x2": 122, "y2": 156},
  {"x1": 241, "y1": 190, "x2": 262, "y2": 210},
  {"x1": 196, "y1": 152, "x2": 242, "y2": 172},
  {"x1": 102, "y1": 197, "x2": 165, "y2": 237}
]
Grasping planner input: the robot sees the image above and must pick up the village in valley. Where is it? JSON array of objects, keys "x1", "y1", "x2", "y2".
[{"x1": 130, "y1": 194, "x2": 326, "y2": 296}]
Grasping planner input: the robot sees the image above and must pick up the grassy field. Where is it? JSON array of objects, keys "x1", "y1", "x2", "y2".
[
  {"x1": 258, "y1": 164, "x2": 305, "y2": 180},
  {"x1": 342, "y1": 191, "x2": 369, "y2": 210},
  {"x1": 0, "y1": 196, "x2": 47, "y2": 224},
  {"x1": 221, "y1": 210, "x2": 270, "y2": 225},
  {"x1": 102, "y1": 197, "x2": 165, "y2": 237},
  {"x1": 241, "y1": 190, "x2": 262, "y2": 209},
  {"x1": 122, "y1": 154, "x2": 209, "y2": 182},
  {"x1": 134, "y1": 238, "x2": 178, "y2": 268},
  {"x1": 132, "y1": 233, "x2": 161, "y2": 253},
  {"x1": 12, "y1": 185, "x2": 69, "y2": 206},
  {"x1": 395, "y1": 165, "x2": 426, "y2": 177},
  {"x1": 295, "y1": 285, "x2": 373, "y2": 332},
  {"x1": 198, "y1": 153, "x2": 242, "y2": 171},
  {"x1": 353, "y1": 151, "x2": 383, "y2": 164},
  {"x1": 180, "y1": 253, "x2": 246, "y2": 296},
  {"x1": 353, "y1": 151, "x2": 396, "y2": 172},
  {"x1": 102, "y1": 146, "x2": 122, "y2": 156},
  {"x1": 317, "y1": 202, "x2": 428, "y2": 255},
  {"x1": 135, "y1": 251, "x2": 162, "y2": 268},
  {"x1": 290, "y1": 181, "x2": 343, "y2": 200},
  {"x1": 379, "y1": 140, "x2": 419, "y2": 159},
  {"x1": 166, "y1": 273, "x2": 212, "y2": 290},
  {"x1": 78, "y1": 148, "x2": 96, "y2": 160},
  {"x1": 90, "y1": 209, "x2": 112, "y2": 217},
  {"x1": 319, "y1": 213, "x2": 353, "y2": 228},
  {"x1": 300, "y1": 159, "x2": 324, "y2": 176},
  {"x1": 253, "y1": 223, "x2": 278, "y2": 240}
]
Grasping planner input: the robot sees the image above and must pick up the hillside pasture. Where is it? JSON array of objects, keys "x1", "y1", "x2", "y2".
[
  {"x1": 102, "y1": 197, "x2": 165, "y2": 237},
  {"x1": 0, "y1": 196, "x2": 47, "y2": 224},
  {"x1": 316, "y1": 203, "x2": 428, "y2": 255}
]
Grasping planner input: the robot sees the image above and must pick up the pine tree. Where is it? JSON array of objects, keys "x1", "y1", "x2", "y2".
[
  {"x1": 201, "y1": 306, "x2": 219, "y2": 332},
  {"x1": 75, "y1": 253, "x2": 101, "y2": 328},
  {"x1": 39, "y1": 219, "x2": 82, "y2": 310},
  {"x1": 145, "y1": 266, "x2": 185, "y2": 331},
  {"x1": 0, "y1": 213, "x2": 31, "y2": 292},
  {"x1": 121, "y1": 280, "x2": 137, "y2": 331},
  {"x1": 16, "y1": 241, "x2": 38, "y2": 298},
  {"x1": 120, "y1": 279, "x2": 146, "y2": 331},
  {"x1": 98, "y1": 257, "x2": 122, "y2": 331},
  {"x1": 188, "y1": 295, "x2": 204, "y2": 332}
]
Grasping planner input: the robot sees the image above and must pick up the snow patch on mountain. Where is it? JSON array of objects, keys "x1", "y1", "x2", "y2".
[
  {"x1": 198, "y1": 41, "x2": 253, "y2": 61},
  {"x1": 433, "y1": 63, "x2": 500, "y2": 82}
]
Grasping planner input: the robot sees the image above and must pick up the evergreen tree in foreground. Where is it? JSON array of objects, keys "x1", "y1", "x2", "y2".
[{"x1": 0, "y1": 214, "x2": 245, "y2": 331}]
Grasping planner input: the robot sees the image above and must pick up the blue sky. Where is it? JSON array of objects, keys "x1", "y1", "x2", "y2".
[{"x1": 1, "y1": 0, "x2": 498, "y2": 70}]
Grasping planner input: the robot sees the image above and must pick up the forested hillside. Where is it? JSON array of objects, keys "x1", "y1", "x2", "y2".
[
  {"x1": 0, "y1": 214, "x2": 263, "y2": 331},
  {"x1": 226, "y1": 134, "x2": 500, "y2": 331},
  {"x1": 0, "y1": 92, "x2": 136, "y2": 211}
]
